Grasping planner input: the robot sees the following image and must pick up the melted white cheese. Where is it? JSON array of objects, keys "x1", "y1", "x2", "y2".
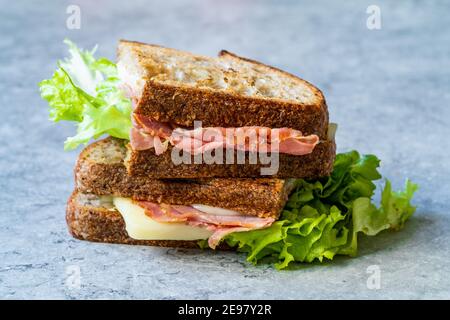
[{"x1": 113, "y1": 197, "x2": 213, "y2": 240}]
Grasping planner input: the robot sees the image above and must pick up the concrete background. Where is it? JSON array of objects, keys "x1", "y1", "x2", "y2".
[{"x1": 1, "y1": 0, "x2": 449, "y2": 299}]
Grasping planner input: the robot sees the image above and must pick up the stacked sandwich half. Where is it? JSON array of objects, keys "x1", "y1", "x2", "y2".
[
  {"x1": 40, "y1": 39, "x2": 418, "y2": 269},
  {"x1": 65, "y1": 40, "x2": 336, "y2": 250}
]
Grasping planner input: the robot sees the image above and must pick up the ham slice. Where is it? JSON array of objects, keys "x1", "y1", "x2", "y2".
[
  {"x1": 171, "y1": 126, "x2": 319, "y2": 156},
  {"x1": 134, "y1": 114, "x2": 173, "y2": 138},
  {"x1": 135, "y1": 201, "x2": 275, "y2": 249},
  {"x1": 130, "y1": 115, "x2": 172, "y2": 154},
  {"x1": 129, "y1": 114, "x2": 319, "y2": 156},
  {"x1": 130, "y1": 128, "x2": 156, "y2": 151}
]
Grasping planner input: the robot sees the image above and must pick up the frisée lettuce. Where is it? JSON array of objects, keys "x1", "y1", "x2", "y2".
[{"x1": 39, "y1": 39, "x2": 132, "y2": 150}]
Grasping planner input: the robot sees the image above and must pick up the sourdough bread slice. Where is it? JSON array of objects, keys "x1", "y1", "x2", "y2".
[
  {"x1": 117, "y1": 40, "x2": 329, "y2": 138},
  {"x1": 66, "y1": 191, "x2": 212, "y2": 248},
  {"x1": 76, "y1": 137, "x2": 296, "y2": 218},
  {"x1": 125, "y1": 139, "x2": 336, "y2": 179}
]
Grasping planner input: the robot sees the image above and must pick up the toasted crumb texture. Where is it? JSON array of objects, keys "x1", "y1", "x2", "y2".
[
  {"x1": 120, "y1": 42, "x2": 313, "y2": 102},
  {"x1": 75, "y1": 138, "x2": 296, "y2": 218},
  {"x1": 66, "y1": 191, "x2": 223, "y2": 249},
  {"x1": 85, "y1": 138, "x2": 126, "y2": 164},
  {"x1": 117, "y1": 40, "x2": 329, "y2": 138}
]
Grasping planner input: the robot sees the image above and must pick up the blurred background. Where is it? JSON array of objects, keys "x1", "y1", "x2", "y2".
[{"x1": 1, "y1": 0, "x2": 449, "y2": 299}]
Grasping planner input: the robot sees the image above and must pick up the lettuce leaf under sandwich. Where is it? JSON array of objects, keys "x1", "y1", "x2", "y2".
[{"x1": 225, "y1": 151, "x2": 418, "y2": 269}]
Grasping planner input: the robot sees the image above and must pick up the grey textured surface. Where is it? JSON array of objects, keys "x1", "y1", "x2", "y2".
[{"x1": 1, "y1": 0, "x2": 449, "y2": 299}]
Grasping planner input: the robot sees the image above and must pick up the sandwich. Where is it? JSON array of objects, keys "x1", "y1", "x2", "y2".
[
  {"x1": 67, "y1": 137, "x2": 417, "y2": 267},
  {"x1": 40, "y1": 40, "x2": 418, "y2": 269},
  {"x1": 117, "y1": 40, "x2": 336, "y2": 178},
  {"x1": 69, "y1": 137, "x2": 296, "y2": 249}
]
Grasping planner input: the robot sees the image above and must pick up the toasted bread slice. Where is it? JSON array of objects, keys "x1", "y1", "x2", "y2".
[
  {"x1": 66, "y1": 191, "x2": 213, "y2": 248},
  {"x1": 76, "y1": 137, "x2": 296, "y2": 218},
  {"x1": 117, "y1": 40, "x2": 329, "y2": 138},
  {"x1": 125, "y1": 139, "x2": 336, "y2": 179}
]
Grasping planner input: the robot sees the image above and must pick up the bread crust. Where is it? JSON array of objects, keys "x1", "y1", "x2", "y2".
[
  {"x1": 66, "y1": 191, "x2": 227, "y2": 249},
  {"x1": 126, "y1": 139, "x2": 336, "y2": 179},
  {"x1": 136, "y1": 80, "x2": 328, "y2": 138},
  {"x1": 75, "y1": 138, "x2": 295, "y2": 218}
]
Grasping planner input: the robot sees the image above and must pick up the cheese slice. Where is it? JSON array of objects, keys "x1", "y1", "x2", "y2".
[{"x1": 113, "y1": 197, "x2": 213, "y2": 240}]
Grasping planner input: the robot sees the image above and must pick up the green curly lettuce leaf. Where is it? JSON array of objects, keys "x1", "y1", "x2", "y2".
[
  {"x1": 39, "y1": 39, "x2": 131, "y2": 150},
  {"x1": 225, "y1": 151, "x2": 418, "y2": 269}
]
